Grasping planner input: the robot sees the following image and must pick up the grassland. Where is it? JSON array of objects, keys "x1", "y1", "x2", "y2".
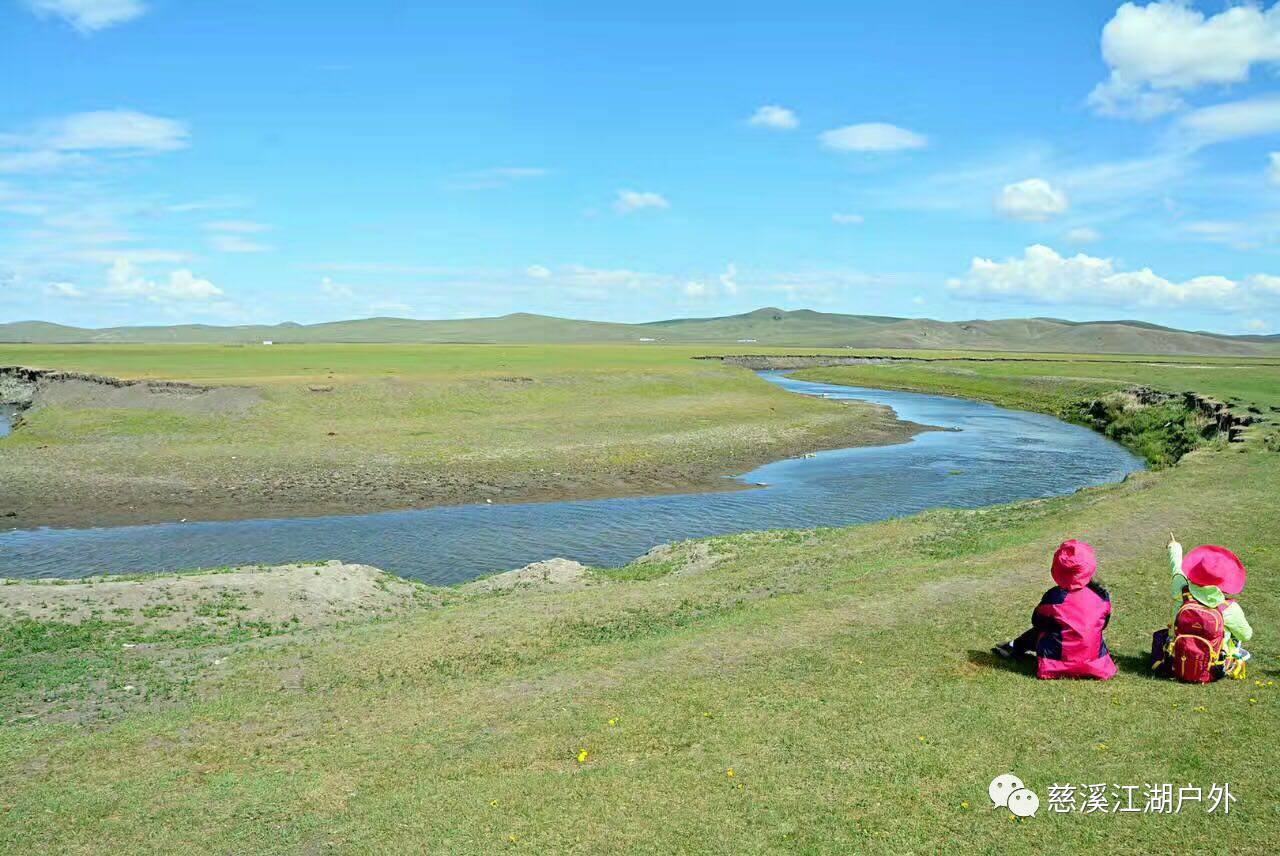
[
  {"x1": 1, "y1": 350, "x2": 1279, "y2": 853},
  {"x1": 0, "y1": 344, "x2": 918, "y2": 527}
]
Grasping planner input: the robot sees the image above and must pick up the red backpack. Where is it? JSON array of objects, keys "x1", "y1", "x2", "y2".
[{"x1": 1168, "y1": 594, "x2": 1229, "y2": 684}]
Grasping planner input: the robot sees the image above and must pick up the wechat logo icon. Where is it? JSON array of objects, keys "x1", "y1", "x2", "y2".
[{"x1": 989, "y1": 773, "x2": 1039, "y2": 818}]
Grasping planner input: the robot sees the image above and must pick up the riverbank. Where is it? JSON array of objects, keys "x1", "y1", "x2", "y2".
[
  {"x1": 2, "y1": 356, "x2": 1278, "y2": 853},
  {"x1": 0, "y1": 375, "x2": 1139, "y2": 583},
  {"x1": 0, "y1": 346, "x2": 924, "y2": 529},
  {"x1": 792, "y1": 358, "x2": 1279, "y2": 467}
]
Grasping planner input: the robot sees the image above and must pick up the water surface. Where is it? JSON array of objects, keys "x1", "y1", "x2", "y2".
[
  {"x1": 0, "y1": 405, "x2": 15, "y2": 438},
  {"x1": 0, "y1": 373, "x2": 1144, "y2": 583}
]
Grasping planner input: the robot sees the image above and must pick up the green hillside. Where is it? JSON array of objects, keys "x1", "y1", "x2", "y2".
[{"x1": 1, "y1": 308, "x2": 1275, "y2": 355}]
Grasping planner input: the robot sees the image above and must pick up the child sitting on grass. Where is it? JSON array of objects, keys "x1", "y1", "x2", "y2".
[
  {"x1": 1154, "y1": 535, "x2": 1252, "y2": 682},
  {"x1": 993, "y1": 539, "x2": 1117, "y2": 680}
]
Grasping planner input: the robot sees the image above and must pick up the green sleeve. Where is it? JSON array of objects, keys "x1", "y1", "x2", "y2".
[
  {"x1": 1169, "y1": 542, "x2": 1186, "y2": 602},
  {"x1": 1223, "y1": 602, "x2": 1252, "y2": 643}
]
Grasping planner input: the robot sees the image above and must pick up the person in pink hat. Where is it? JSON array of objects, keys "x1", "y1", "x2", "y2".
[
  {"x1": 1158, "y1": 535, "x2": 1252, "y2": 681},
  {"x1": 992, "y1": 539, "x2": 1117, "y2": 680}
]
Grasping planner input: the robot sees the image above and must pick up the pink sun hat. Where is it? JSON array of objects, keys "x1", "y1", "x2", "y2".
[
  {"x1": 1183, "y1": 545, "x2": 1247, "y2": 594},
  {"x1": 1050, "y1": 539, "x2": 1097, "y2": 590}
]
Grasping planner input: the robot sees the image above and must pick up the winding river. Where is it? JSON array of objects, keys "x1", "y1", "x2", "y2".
[{"x1": 0, "y1": 373, "x2": 1144, "y2": 583}]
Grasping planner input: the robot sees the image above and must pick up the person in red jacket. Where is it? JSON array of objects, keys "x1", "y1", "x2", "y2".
[{"x1": 992, "y1": 539, "x2": 1117, "y2": 680}]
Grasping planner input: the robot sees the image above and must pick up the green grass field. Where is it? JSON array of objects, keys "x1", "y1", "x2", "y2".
[
  {"x1": 1, "y1": 348, "x2": 1279, "y2": 853},
  {"x1": 0, "y1": 344, "x2": 917, "y2": 527}
]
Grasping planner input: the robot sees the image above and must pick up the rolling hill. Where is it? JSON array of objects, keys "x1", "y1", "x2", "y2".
[{"x1": 0, "y1": 308, "x2": 1276, "y2": 355}]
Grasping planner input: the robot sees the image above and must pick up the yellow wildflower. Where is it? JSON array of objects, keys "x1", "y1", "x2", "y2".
[
  {"x1": 577, "y1": 749, "x2": 589, "y2": 764},
  {"x1": 726, "y1": 768, "x2": 735, "y2": 778},
  {"x1": 608, "y1": 718, "x2": 617, "y2": 727}
]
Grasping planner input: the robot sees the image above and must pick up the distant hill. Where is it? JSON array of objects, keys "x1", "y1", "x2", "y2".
[{"x1": 1, "y1": 308, "x2": 1276, "y2": 356}]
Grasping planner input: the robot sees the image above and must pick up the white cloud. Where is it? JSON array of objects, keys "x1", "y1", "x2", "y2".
[
  {"x1": 614, "y1": 189, "x2": 669, "y2": 214},
  {"x1": 43, "y1": 281, "x2": 85, "y2": 298},
  {"x1": 819, "y1": 122, "x2": 927, "y2": 152},
  {"x1": 23, "y1": 0, "x2": 147, "y2": 33},
  {"x1": 0, "y1": 150, "x2": 91, "y2": 173},
  {"x1": 718, "y1": 263, "x2": 740, "y2": 296},
  {"x1": 104, "y1": 259, "x2": 222, "y2": 302},
  {"x1": 1177, "y1": 95, "x2": 1280, "y2": 146},
  {"x1": 484, "y1": 167, "x2": 548, "y2": 179},
  {"x1": 447, "y1": 167, "x2": 550, "y2": 190},
  {"x1": 1063, "y1": 226, "x2": 1102, "y2": 244},
  {"x1": 874, "y1": 147, "x2": 1191, "y2": 217},
  {"x1": 948, "y1": 244, "x2": 1280, "y2": 312},
  {"x1": 1089, "y1": 2, "x2": 1280, "y2": 119},
  {"x1": 1244, "y1": 318, "x2": 1270, "y2": 332},
  {"x1": 165, "y1": 198, "x2": 246, "y2": 213},
  {"x1": 679, "y1": 266, "x2": 741, "y2": 300},
  {"x1": 1089, "y1": 86, "x2": 1186, "y2": 121},
  {"x1": 204, "y1": 219, "x2": 269, "y2": 234},
  {"x1": 555, "y1": 264, "x2": 671, "y2": 294},
  {"x1": 682, "y1": 280, "x2": 713, "y2": 298},
  {"x1": 996, "y1": 178, "x2": 1069, "y2": 221},
  {"x1": 0, "y1": 110, "x2": 185, "y2": 178},
  {"x1": 305, "y1": 262, "x2": 462, "y2": 275},
  {"x1": 20, "y1": 110, "x2": 190, "y2": 153},
  {"x1": 1182, "y1": 220, "x2": 1257, "y2": 250},
  {"x1": 522, "y1": 263, "x2": 701, "y2": 300},
  {"x1": 70, "y1": 248, "x2": 193, "y2": 264},
  {"x1": 747, "y1": 105, "x2": 798, "y2": 130},
  {"x1": 319, "y1": 276, "x2": 354, "y2": 299},
  {"x1": 210, "y1": 234, "x2": 269, "y2": 254},
  {"x1": 1270, "y1": 152, "x2": 1280, "y2": 185},
  {"x1": 831, "y1": 212, "x2": 864, "y2": 225},
  {"x1": 204, "y1": 220, "x2": 271, "y2": 253}
]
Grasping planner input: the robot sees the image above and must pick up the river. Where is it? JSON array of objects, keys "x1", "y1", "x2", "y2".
[{"x1": 0, "y1": 373, "x2": 1144, "y2": 582}]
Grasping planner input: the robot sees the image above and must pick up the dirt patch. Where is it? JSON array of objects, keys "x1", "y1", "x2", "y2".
[
  {"x1": 0, "y1": 366, "x2": 260, "y2": 417},
  {"x1": 461, "y1": 558, "x2": 590, "y2": 594},
  {"x1": 0, "y1": 561, "x2": 435, "y2": 630},
  {"x1": 632, "y1": 541, "x2": 725, "y2": 577}
]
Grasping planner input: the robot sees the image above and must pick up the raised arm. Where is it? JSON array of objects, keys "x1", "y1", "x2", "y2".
[{"x1": 1168, "y1": 535, "x2": 1186, "y2": 599}]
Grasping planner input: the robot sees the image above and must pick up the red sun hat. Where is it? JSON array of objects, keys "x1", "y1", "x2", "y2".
[
  {"x1": 1183, "y1": 545, "x2": 1247, "y2": 594},
  {"x1": 1051, "y1": 539, "x2": 1097, "y2": 590}
]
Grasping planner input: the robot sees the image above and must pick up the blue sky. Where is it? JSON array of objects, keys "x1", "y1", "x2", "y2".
[{"x1": 2, "y1": 1, "x2": 1280, "y2": 333}]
